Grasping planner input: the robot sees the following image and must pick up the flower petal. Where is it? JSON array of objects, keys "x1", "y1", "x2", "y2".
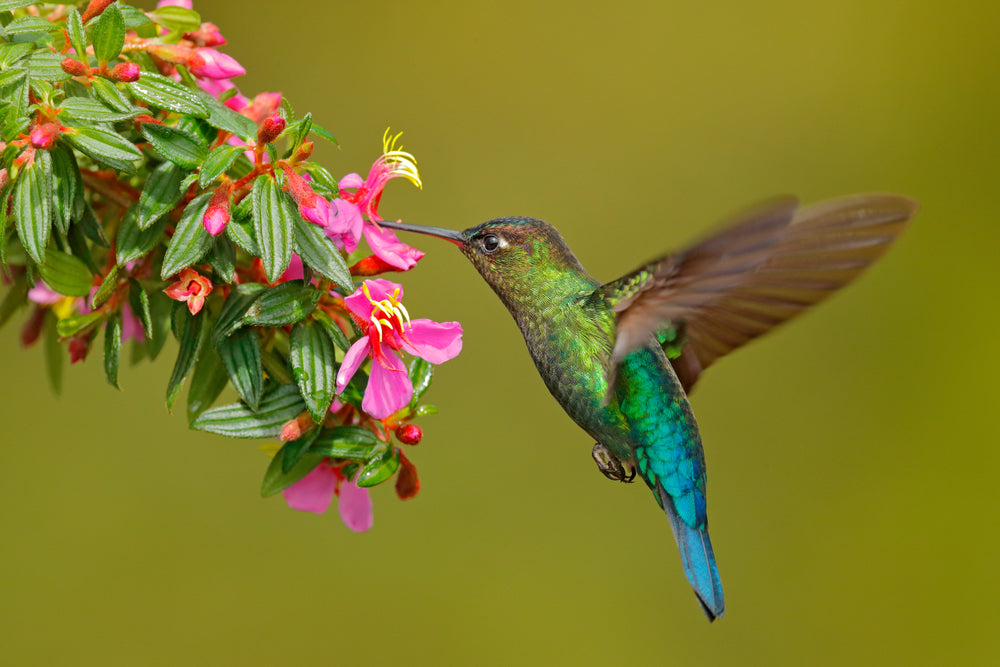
[
  {"x1": 362, "y1": 347, "x2": 412, "y2": 418},
  {"x1": 336, "y1": 336, "x2": 371, "y2": 394},
  {"x1": 338, "y1": 172, "x2": 364, "y2": 191},
  {"x1": 337, "y1": 477, "x2": 373, "y2": 532},
  {"x1": 363, "y1": 224, "x2": 424, "y2": 271},
  {"x1": 280, "y1": 253, "x2": 304, "y2": 282},
  {"x1": 401, "y1": 319, "x2": 463, "y2": 364},
  {"x1": 282, "y1": 462, "x2": 337, "y2": 514},
  {"x1": 326, "y1": 199, "x2": 364, "y2": 253}
]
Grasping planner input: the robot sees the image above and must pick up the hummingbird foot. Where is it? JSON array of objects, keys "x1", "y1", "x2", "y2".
[{"x1": 591, "y1": 443, "x2": 636, "y2": 483}]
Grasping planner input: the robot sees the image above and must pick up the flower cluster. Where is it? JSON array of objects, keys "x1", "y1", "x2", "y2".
[{"x1": 0, "y1": 0, "x2": 461, "y2": 533}]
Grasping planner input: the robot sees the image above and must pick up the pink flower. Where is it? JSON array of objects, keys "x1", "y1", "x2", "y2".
[
  {"x1": 282, "y1": 165, "x2": 329, "y2": 227},
  {"x1": 326, "y1": 198, "x2": 364, "y2": 252},
  {"x1": 363, "y1": 223, "x2": 424, "y2": 271},
  {"x1": 282, "y1": 461, "x2": 374, "y2": 533},
  {"x1": 27, "y1": 282, "x2": 63, "y2": 305},
  {"x1": 188, "y1": 48, "x2": 245, "y2": 79},
  {"x1": 120, "y1": 302, "x2": 145, "y2": 343},
  {"x1": 337, "y1": 130, "x2": 422, "y2": 222},
  {"x1": 164, "y1": 268, "x2": 212, "y2": 315},
  {"x1": 156, "y1": 0, "x2": 192, "y2": 8},
  {"x1": 336, "y1": 279, "x2": 462, "y2": 419}
]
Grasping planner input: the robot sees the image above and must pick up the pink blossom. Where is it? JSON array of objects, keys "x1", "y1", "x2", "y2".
[
  {"x1": 280, "y1": 253, "x2": 304, "y2": 282},
  {"x1": 120, "y1": 302, "x2": 145, "y2": 343},
  {"x1": 27, "y1": 282, "x2": 63, "y2": 305},
  {"x1": 363, "y1": 223, "x2": 424, "y2": 271},
  {"x1": 156, "y1": 0, "x2": 192, "y2": 7},
  {"x1": 282, "y1": 165, "x2": 329, "y2": 227},
  {"x1": 189, "y1": 48, "x2": 245, "y2": 79},
  {"x1": 326, "y1": 198, "x2": 364, "y2": 252},
  {"x1": 336, "y1": 279, "x2": 462, "y2": 419},
  {"x1": 282, "y1": 461, "x2": 374, "y2": 532},
  {"x1": 164, "y1": 268, "x2": 212, "y2": 315},
  {"x1": 203, "y1": 205, "x2": 229, "y2": 235}
]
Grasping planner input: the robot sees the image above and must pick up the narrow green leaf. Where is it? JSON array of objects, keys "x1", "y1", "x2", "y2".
[
  {"x1": 119, "y1": 4, "x2": 153, "y2": 29},
  {"x1": 186, "y1": 343, "x2": 229, "y2": 423},
  {"x1": 44, "y1": 313, "x2": 63, "y2": 395},
  {"x1": 251, "y1": 176, "x2": 293, "y2": 283},
  {"x1": 128, "y1": 72, "x2": 209, "y2": 118},
  {"x1": 89, "y1": 2, "x2": 126, "y2": 64},
  {"x1": 260, "y1": 446, "x2": 326, "y2": 497},
  {"x1": 290, "y1": 320, "x2": 337, "y2": 422},
  {"x1": 66, "y1": 8, "x2": 86, "y2": 59},
  {"x1": 309, "y1": 425, "x2": 379, "y2": 460},
  {"x1": 198, "y1": 143, "x2": 243, "y2": 187},
  {"x1": 161, "y1": 192, "x2": 213, "y2": 279},
  {"x1": 312, "y1": 310, "x2": 351, "y2": 352},
  {"x1": 141, "y1": 123, "x2": 208, "y2": 169},
  {"x1": 292, "y1": 211, "x2": 352, "y2": 292},
  {"x1": 201, "y1": 94, "x2": 257, "y2": 141},
  {"x1": 146, "y1": 290, "x2": 172, "y2": 360},
  {"x1": 13, "y1": 151, "x2": 53, "y2": 265},
  {"x1": 207, "y1": 236, "x2": 235, "y2": 283},
  {"x1": 0, "y1": 277, "x2": 28, "y2": 331},
  {"x1": 0, "y1": 66, "x2": 27, "y2": 89},
  {"x1": 59, "y1": 97, "x2": 141, "y2": 123},
  {"x1": 78, "y1": 201, "x2": 109, "y2": 247},
  {"x1": 412, "y1": 404, "x2": 438, "y2": 417},
  {"x1": 355, "y1": 444, "x2": 401, "y2": 488},
  {"x1": 166, "y1": 309, "x2": 207, "y2": 410},
  {"x1": 145, "y1": 6, "x2": 201, "y2": 35},
  {"x1": 50, "y1": 146, "x2": 80, "y2": 236},
  {"x1": 27, "y1": 53, "x2": 73, "y2": 82},
  {"x1": 66, "y1": 219, "x2": 100, "y2": 275},
  {"x1": 90, "y1": 264, "x2": 121, "y2": 310},
  {"x1": 216, "y1": 328, "x2": 264, "y2": 410},
  {"x1": 136, "y1": 161, "x2": 185, "y2": 230},
  {"x1": 409, "y1": 357, "x2": 434, "y2": 406},
  {"x1": 38, "y1": 250, "x2": 92, "y2": 298},
  {"x1": 127, "y1": 278, "x2": 153, "y2": 339},
  {"x1": 117, "y1": 208, "x2": 166, "y2": 266},
  {"x1": 4, "y1": 16, "x2": 58, "y2": 35},
  {"x1": 212, "y1": 282, "x2": 265, "y2": 341},
  {"x1": 90, "y1": 77, "x2": 132, "y2": 113},
  {"x1": 279, "y1": 426, "x2": 323, "y2": 473},
  {"x1": 0, "y1": 42, "x2": 32, "y2": 68},
  {"x1": 191, "y1": 383, "x2": 306, "y2": 439},
  {"x1": 104, "y1": 313, "x2": 122, "y2": 389},
  {"x1": 56, "y1": 311, "x2": 105, "y2": 338},
  {"x1": 64, "y1": 127, "x2": 142, "y2": 173},
  {"x1": 242, "y1": 280, "x2": 318, "y2": 327},
  {"x1": 0, "y1": 1, "x2": 35, "y2": 13},
  {"x1": 225, "y1": 213, "x2": 259, "y2": 255},
  {"x1": 260, "y1": 346, "x2": 294, "y2": 385},
  {"x1": 309, "y1": 121, "x2": 338, "y2": 145}
]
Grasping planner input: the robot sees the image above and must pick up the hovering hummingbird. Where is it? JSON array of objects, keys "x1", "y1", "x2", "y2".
[{"x1": 378, "y1": 194, "x2": 916, "y2": 620}]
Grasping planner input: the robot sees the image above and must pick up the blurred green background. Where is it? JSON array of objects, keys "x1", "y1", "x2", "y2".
[{"x1": 2, "y1": 1, "x2": 998, "y2": 664}]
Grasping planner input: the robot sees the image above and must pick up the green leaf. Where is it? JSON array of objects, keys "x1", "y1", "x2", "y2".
[
  {"x1": 104, "y1": 313, "x2": 121, "y2": 389},
  {"x1": 260, "y1": 446, "x2": 325, "y2": 497},
  {"x1": 186, "y1": 343, "x2": 229, "y2": 423},
  {"x1": 44, "y1": 313, "x2": 63, "y2": 396},
  {"x1": 4, "y1": 16, "x2": 58, "y2": 35},
  {"x1": 309, "y1": 425, "x2": 379, "y2": 460},
  {"x1": 90, "y1": 77, "x2": 132, "y2": 113},
  {"x1": 13, "y1": 151, "x2": 53, "y2": 265},
  {"x1": 290, "y1": 320, "x2": 337, "y2": 422},
  {"x1": 191, "y1": 383, "x2": 306, "y2": 439},
  {"x1": 146, "y1": 6, "x2": 201, "y2": 36},
  {"x1": 27, "y1": 53, "x2": 73, "y2": 82},
  {"x1": 141, "y1": 123, "x2": 208, "y2": 169},
  {"x1": 311, "y1": 309, "x2": 351, "y2": 352},
  {"x1": 201, "y1": 94, "x2": 257, "y2": 141},
  {"x1": 199, "y1": 143, "x2": 243, "y2": 187},
  {"x1": 0, "y1": 1, "x2": 36, "y2": 13},
  {"x1": 166, "y1": 309, "x2": 207, "y2": 410},
  {"x1": 89, "y1": 1, "x2": 126, "y2": 64},
  {"x1": 160, "y1": 192, "x2": 213, "y2": 279},
  {"x1": 127, "y1": 278, "x2": 153, "y2": 340},
  {"x1": 260, "y1": 346, "x2": 294, "y2": 385},
  {"x1": 56, "y1": 311, "x2": 105, "y2": 338},
  {"x1": 0, "y1": 277, "x2": 28, "y2": 331},
  {"x1": 242, "y1": 280, "x2": 318, "y2": 327},
  {"x1": 251, "y1": 176, "x2": 293, "y2": 283},
  {"x1": 66, "y1": 9, "x2": 86, "y2": 59},
  {"x1": 292, "y1": 211, "x2": 352, "y2": 292},
  {"x1": 408, "y1": 357, "x2": 434, "y2": 407},
  {"x1": 50, "y1": 146, "x2": 80, "y2": 236},
  {"x1": 309, "y1": 121, "x2": 339, "y2": 146},
  {"x1": 128, "y1": 72, "x2": 209, "y2": 118},
  {"x1": 355, "y1": 444, "x2": 401, "y2": 488},
  {"x1": 212, "y1": 282, "x2": 265, "y2": 341},
  {"x1": 216, "y1": 328, "x2": 263, "y2": 411},
  {"x1": 279, "y1": 426, "x2": 323, "y2": 473},
  {"x1": 78, "y1": 201, "x2": 109, "y2": 247},
  {"x1": 119, "y1": 4, "x2": 153, "y2": 30},
  {"x1": 146, "y1": 290, "x2": 172, "y2": 360},
  {"x1": 90, "y1": 264, "x2": 121, "y2": 310},
  {"x1": 0, "y1": 42, "x2": 33, "y2": 68},
  {"x1": 117, "y1": 208, "x2": 166, "y2": 266},
  {"x1": 38, "y1": 250, "x2": 92, "y2": 297},
  {"x1": 204, "y1": 237, "x2": 234, "y2": 284},
  {"x1": 225, "y1": 213, "x2": 259, "y2": 255},
  {"x1": 64, "y1": 127, "x2": 142, "y2": 173},
  {"x1": 0, "y1": 66, "x2": 26, "y2": 90},
  {"x1": 136, "y1": 161, "x2": 185, "y2": 230},
  {"x1": 59, "y1": 97, "x2": 142, "y2": 123}
]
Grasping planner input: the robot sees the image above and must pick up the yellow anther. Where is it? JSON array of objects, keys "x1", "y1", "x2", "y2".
[{"x1": 370, "y1": 314, "x2": 384, "y2": 340}]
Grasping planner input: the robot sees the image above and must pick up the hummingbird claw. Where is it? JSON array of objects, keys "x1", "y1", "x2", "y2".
[{"x1": 592, "y1": 443, "x2": 636, "y2": 483}]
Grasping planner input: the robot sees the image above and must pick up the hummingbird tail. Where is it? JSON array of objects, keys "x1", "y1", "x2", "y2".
[{"x1": 660, "y1": 487, "x2": 726, "y2": 621}]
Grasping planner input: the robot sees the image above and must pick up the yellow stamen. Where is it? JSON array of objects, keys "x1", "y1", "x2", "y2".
[{"x1": 381, "y1": 127, "x2": 422, "y2": 189}]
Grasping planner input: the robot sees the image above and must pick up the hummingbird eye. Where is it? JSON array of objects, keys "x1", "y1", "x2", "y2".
[{"x1": 482, "y1": 234, "x2": 501, "y2": 253}]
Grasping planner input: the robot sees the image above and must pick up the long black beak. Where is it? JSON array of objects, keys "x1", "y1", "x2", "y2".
[{"x1": 378, "y1": 220, "x2": 465, "y2": 246}]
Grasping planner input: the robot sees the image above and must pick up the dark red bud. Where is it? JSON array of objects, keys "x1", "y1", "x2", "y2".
[
  {"x1": 256, "y1": 114, "x2": 286, "y2": 145},
  {"x1": 80, "y1": 0, "x2": 114, "y2": 23},
  {"x1": 20, "y1": 307, "x2": 46, "y2": 347},
  {"x1": 397, "y1": 424, "x2": 423, "y2": 445},
  {"x1": 395, "y1": 450, "x2": 420, "y2": 500},
  {"x1": 109, "y1": 62, "x2": 141, "y2": 82},
  {"x1": 68, "y1": 334, "x2": 92, "y2": 363},
  {"x1": 61, "y1": 58, "x2": 89, "y2": 77}
]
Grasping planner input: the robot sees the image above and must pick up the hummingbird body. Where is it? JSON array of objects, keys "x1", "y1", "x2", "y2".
[{"x1": 379, "y1": 194, "x2": 917, "y2": 620}]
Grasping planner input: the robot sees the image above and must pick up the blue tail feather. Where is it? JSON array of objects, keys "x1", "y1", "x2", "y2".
[{"x1": 659, "y1": 487, "x2": 725, "y2": 621}]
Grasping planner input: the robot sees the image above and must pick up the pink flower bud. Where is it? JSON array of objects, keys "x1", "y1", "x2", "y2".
[
  {"x1": 397, "y1": 424, "x2": 423, "y2": 445},
  {"x1": 29, "y1": 123, "x2": 60, "y2": 150},
  {"x1": 68, "y1": 334, "x2": 92, "y2": 363},
  {"x1": 188, "y1": 48, "x2": 245, "y2": 79},
  {"x1": 184, "y1": 22, "x2": 226, "y2": 47},
  {"x1": 81, "y1": 0, "x2": 115, "y2": 22},
  {"x1": 279, "y1": 413, "x2": 313, "y2": 441},
  {"x1": 203, "y1": 185, "x2": 232, "y2": 235},
  {"x1": 256, "y1": 114, "x2": 285, "y2": 145},
  {"x1": 109, "y1": 62, "x2": 141, "y2": 82},
  {"x1": 61, "y1": 58, "x2": 89, "y2": 77},
  {"x1": 239, "y1": 92, "x2": 281, "y2": 124}
]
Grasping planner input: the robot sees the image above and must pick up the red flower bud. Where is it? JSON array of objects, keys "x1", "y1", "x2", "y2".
[
  {"x1": 68, "y1": 333, "x2": 92, "y2": 363},
  {"x1": 395, "y1": 450, "x2": 420, "y2": 500},
  {"x1": 61, "y1": 58, "x2": 89, "y2": 77},
  {"x1": 80, "y1": 0, "x2": 114, "y2": 23},
  {"x1": 20, "y1": 307, "x2": 46, "y2": 347},
  {"x1": 29, "y1": 123, "x2": 60, "y2": 149},
  {"x1": 256, "y1": 114, "x2": 285, "y2": 145},
  {"x1": 203, "y1": 185, "x2": 232, "y2": 235},
  {"x1": 279, "y1": 413, "x2": 313, "y2": 441},
  {"x1": 397, "y1": 423, "x2": 423, "y2": 445},
  {"x1": 109, "y1": 62, "x2": 141, "y2": 82},
  {"x1": 184, "y1": 22, "x2": 226, "y2": 48},
  {"x1": 293, "y1": 140, "x2": 314, "y2": 162}
]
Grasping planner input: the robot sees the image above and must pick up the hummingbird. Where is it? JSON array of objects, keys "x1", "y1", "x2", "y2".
[{"x1": 378, "y1": 194, "x2": 916, "y2": 620}]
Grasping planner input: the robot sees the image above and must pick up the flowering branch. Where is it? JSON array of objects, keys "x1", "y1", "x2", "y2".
[{"x1": 0, "y1": 0, "x2": 462, "y2": 533}]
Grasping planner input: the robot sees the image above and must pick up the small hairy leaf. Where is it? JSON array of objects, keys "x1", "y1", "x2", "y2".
[
  {"x1": 199, "y1": 144, "x2": 243, "y2": 187},
  {"x1": 292, "y1": 211, "x2": 352, "y2": 292},
  {"x1": 290, "y1": 320, "x2": 337, "y2": 422},
  {"x1": 128, "y1": 72, "x2": 209, "y2": 118},
  {"x1": 251, "y1": 176, "x2": 293, "y2": 283},
  {"x1": 38, "y1": 250, "x2": 93, "y2": 298},
  {"x1": 166, "y1": 309, "x2": 207, "y2": 410},
  {"x1": 64, "y1": 127, "x2": 142, "y2": 173},
  {"x1": 216, "y1": 328, "x2": 264, "y2": 411},
  {"x1": 136, "y1": 161, "x2": 185, "y2": 230},
  {"x1": 161, "y1": 192, "x2": 214, "y2": 279},
  {"x1": 89, "y1": 1, "x2": 126, "y2": 64},
  {"x1": 187, "y1": 344, "x2": 229, "y2": 423},
  {"x1": 13, "y1": 150, "x2": 53, "y2": 265},
  {"x1": 242, "y1": 281, "x2": 318, "y2": 327},
  {"x1": 141, "y1": 123, "x2": 208, "y2": 169},
  {"x1": 104, "y1": 313, "x2": 122, "y2": 389},
  {"x1": 191, "y1": 384, "x2": 307, "y2": 439}
]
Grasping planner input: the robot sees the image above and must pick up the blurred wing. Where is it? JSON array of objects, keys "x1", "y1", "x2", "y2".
[{"x1": 599, "y1": 193, "x2": 918, "y2": 393}]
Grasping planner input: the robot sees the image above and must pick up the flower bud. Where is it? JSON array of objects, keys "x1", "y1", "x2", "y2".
[
  {"x1": 188, "y1": 48, "x2": 245, "y2": 79},
  {"x1": 109, "y1": 62, "x2": 141, "y2": 82},
  {"x1": 281, "y1": 165, "x2": 329, "y2": 227},
  {"x1": 80, "y1": 0, "x2": 115, "y2": 22},
  {"x1": 20, "y1": 307, "x2": 45, "y2": 347},
  {"x1": 394, "y1": 450, "x2": 420, "y2": 500},
  {"x1": 203, "y1": 185, "x2": 232, "y2": 235},
  {"x1": 184, "y1": 22, "x2": 226, "y2": 47},
  {"x1": 29, "y1": 123, "x2": 60, "y2": 150},
  {"x1": 293, "y1": 140, "x2": 314, "y2": 162},
  {"x1": 396, "y1": 423, "x2": 423, "y2": 445},
  {"x1": 256, "y1": 114, "x2": 285, "y2": 145},
  {"x1": 279, "y1": 413, "x2": 313, "y2": 441},
  {"x1": 68, "y1": 334, "x2": 92, "y2": 363},
  {"x1": 61, "y1": 58, "x2": 89, "y2": 77}
]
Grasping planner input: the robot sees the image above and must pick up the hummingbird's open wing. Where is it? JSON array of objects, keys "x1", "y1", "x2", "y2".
[{"x1": 598, "y1": 194, "x2": 917, "y2": 393}]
